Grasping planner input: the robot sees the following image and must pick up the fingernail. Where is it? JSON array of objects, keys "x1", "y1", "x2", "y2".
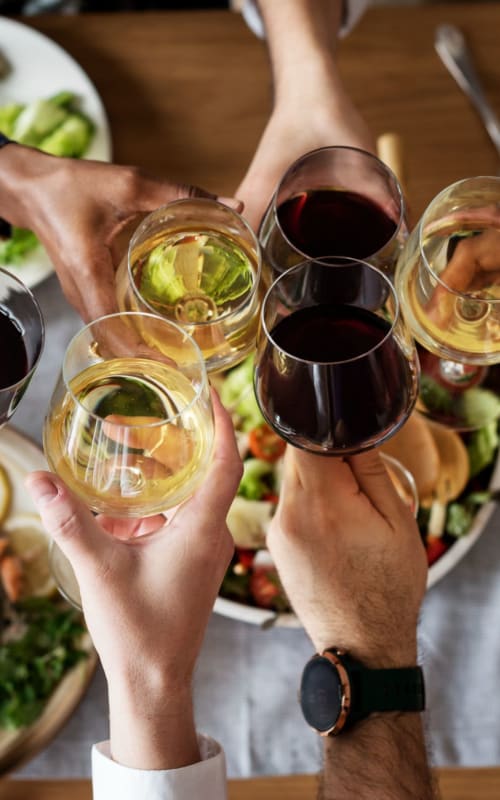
[
  {"x1": 218, "y1": 196, "x2": 244, "y2": 211},
  {"x1": 26, "y1": 476, "x2": 59, "y2": 507}
]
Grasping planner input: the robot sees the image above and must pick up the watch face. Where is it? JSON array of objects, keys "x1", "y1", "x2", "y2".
[{"x1": 300, "y1": 655, "x2": 343, "y2": 733}]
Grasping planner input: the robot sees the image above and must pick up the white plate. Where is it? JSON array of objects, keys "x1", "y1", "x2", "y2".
[
  {"x1": 0, "y1": 425, "x2": 97, "y2": 775},
  {"x1": 214, "y1": 452, "x2": 500, "y2": 629},
  {"x1": 0, "y1": 17, "x2": 112, "y2": 288}
]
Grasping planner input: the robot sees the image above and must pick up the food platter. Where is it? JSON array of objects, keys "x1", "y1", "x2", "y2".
[
  {"x1": 0, "y1": 17, "x2": 112, "y2": 288},
  {"x1": 0, "y1": 427, "x2": 97, "y2": 775}
]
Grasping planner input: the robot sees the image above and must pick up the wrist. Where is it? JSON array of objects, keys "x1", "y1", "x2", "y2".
[
  {"x1": 108, "y1": 680, "x2": 199, "y2": 770},
  {"x1": 312, "y1": 636, "x2": 419, "y2": 669}
]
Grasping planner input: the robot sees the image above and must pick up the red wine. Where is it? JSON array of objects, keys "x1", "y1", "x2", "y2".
[
  {"x1": 256, "y1": 304, "x2": 414, "y2": 452},
  {"x1": 277, "y1": 189, "x2": 397, "y2": 259},
  {"x1": 0, "y1": 307, "x2": 28, "y2": 389}
]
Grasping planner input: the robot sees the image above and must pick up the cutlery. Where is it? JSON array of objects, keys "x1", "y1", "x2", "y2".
[{"x1": 435, "y1": 24, "x2": 500, "y2": 159}]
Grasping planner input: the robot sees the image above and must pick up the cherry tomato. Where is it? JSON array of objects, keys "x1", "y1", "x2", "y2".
[{"x1": 248, "y1": 423, "x2": 286, "y2": 462}]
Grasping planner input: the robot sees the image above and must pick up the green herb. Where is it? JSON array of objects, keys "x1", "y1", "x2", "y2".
[
  {"x1": 0, "y1": 228, "x2": 40, "y2": 265},
  {"x1": 468, "y1": 421, "x2": 499, "y2": 479},
  {"x1": 419, "y1": 375, "x2": 454, "y2": 415},
  {"x1": 0, "y1": 598, "x2": 87, "y2": 730},
  {"x1": 237, "y1": 458, "x2": 275, "y2": 501},
  {"x1": 446, "y1": 491, "x2": 492, "y2": 538}
]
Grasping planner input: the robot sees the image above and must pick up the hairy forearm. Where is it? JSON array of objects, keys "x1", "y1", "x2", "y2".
[
  {"x1": 257, "y1": 0, "x2": 344, "y2": 101},
  {"x1": 320, "y1": 714, "x2": 437, "y2": 800}
]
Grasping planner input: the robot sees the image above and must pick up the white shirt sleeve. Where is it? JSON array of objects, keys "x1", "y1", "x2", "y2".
[
  {"x1": 241, "y1": 0, "x2": 370, "y2": 39},
  {"x1": 92, "y1": 734, "x2": 227, "y2": 800}
]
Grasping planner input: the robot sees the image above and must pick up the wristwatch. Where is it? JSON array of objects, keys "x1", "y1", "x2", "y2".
[
  {"x1": 299, "y1": 648, "x2": 425, "y2": 736},
  {"x1": 0, "y1": 132, "x2": 11, "y2": 148}
]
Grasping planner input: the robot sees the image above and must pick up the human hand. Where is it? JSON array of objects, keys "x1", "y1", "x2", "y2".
[
  {"x1": 1, "y1": 144, "x2": 239, "y2": 321},
  {"x1": 237, "y1": 77, "x2": 374, "y2": 231},
  {"x1": 26, "y1": 391, "x2": 242, "y2": 768},
  {"x1": 267, "y1": 447, "x2": 427, "y2": 668}
]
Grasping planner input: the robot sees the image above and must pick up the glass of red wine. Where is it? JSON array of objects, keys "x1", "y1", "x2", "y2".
[
  {"x1": 254, "y1": 258, "x2": 419, "y2": 455},
  {"x1": 259, "y1": 146, "x2": 407, "y2": 279},
  {"x1": 0, "y1": 268, "x2": 44, "y2": 428}
]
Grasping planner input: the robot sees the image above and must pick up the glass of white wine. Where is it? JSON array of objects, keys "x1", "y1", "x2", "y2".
[
  {"x1": 44, "y1": 312, "x2": 214, "y2": 607},
  {"x1": 395, "y1": 176, "x2": 500, "y2": 428},
  {"x1": 115, "y1": 198, "x2": 264, "y2": 373}
]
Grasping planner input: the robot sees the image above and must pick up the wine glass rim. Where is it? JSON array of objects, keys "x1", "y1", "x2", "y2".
[
  {"x1": 418, "y1": 175, "x2": 500, "y2": 303},
  {"x1": 62, "y1": 311, "x2": 209, "y2": 427},
  {"x1": 265, "y1": 145, "x2": 406, "y2": 262},
  {"x1": 260, "y1": 258, "x2": 403, "y2": 366},
  {"x1": 127, "y1": 197, "x2": 262, "y2": 326},
  {"x1": 0, "y1": 267, "x2": 45, "y2": 393}
]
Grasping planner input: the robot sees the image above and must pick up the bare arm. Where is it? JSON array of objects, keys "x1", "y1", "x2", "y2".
[
  {"x1": 237, "y1": 0, "x2": 373, "y2": 228},
  {"x1": 268, "y1": 448, "x2": 436, "y2": 800}
]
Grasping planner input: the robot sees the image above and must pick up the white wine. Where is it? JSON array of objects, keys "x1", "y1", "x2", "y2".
[
  {"x1": 116, "y1": 226, "x2": 263, "y2": 372},
  {"x1": 397, "y1": 220, "x2": 500, "y2": 364},
  {"x1": 44, "y1": 358, "x2": 214, "y2": 517}
]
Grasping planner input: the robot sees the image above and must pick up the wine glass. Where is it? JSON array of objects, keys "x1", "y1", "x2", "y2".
[
  {"x1": 395, "y1": 176, "x2": 500, "y2": 428},
  {"x1": 44, "y1": 312, "x2": 214, "y2": 607},
  {"x1": 258, "y1": 146, "x2": 407, "y2": 278},
  {"x1": 0, "y1": 268, "x2": 44, "y2": 428},
  {"x1": 380, "y1": 453, "x2": 419, "y2": 517},
  {"x1": 115, "y1": 198, "x2": 263, "y2": 373},
  {"x1": 254, "y1": 258, "x2": 419, "y2": 456}
]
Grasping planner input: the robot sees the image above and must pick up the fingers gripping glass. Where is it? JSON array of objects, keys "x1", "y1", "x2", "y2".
[
  {"x1": 43, "y1": 312, "x2": 215, "y2": 608},
  {"x1": 254, "y1": 258, "x2": 419, "y2": 456}
]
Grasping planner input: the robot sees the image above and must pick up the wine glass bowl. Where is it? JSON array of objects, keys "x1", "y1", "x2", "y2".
[
  {"x1": 115, "y1": 198, "x2": 263, "y2": 373},
  {"x1": 254, "y1": 258, "x2": 419, "y2": 456},
  {"x1": 259, "y1": 146, "x2": 407, "y2": 278},
  {"x1": 0, "y1": 267, "x2": 44, "y2": 427},
  {"x1": 395, "y1": 176, "x2": 500, "y2": 366},
  {"x1": 43, "y1": 312, "x2": 214, "y2": 518},
  {"x1": 395, "y1": 176, "x2": 500, "y2": 429}
]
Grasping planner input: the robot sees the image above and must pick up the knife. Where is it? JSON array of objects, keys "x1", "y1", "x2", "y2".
[{"x1": 435, "y1": 23, "x2": 500, "y2": 159}]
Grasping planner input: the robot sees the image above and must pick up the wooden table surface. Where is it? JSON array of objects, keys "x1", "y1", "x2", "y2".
[
  {"x1": 26, "y1": 2, "x2": 500, "y2": 220},
  {"x1": 1, "y1": 769, "x2": 500, "y2": 800},
  {"x1": 2, "y1": 2, "x2": 500, "y2": 795}
]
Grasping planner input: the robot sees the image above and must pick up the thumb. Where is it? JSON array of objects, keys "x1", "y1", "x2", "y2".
[
  {"x1": 348, "y1": 450, "x2": 405, "y2": 519},
  {"x1": 25, "y1": 471, "x2": 113, "y2": 574}
]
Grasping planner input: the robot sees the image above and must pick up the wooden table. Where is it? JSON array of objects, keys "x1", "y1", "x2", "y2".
[
  {"x1": 3, "y1": 0, "x2": 500, "y2": 791},
  {"x1": 1, "y1": 769, "x2": 500, "y2": 799},
  {"x1": 27, "y1": 1, "x2": 500, "y2": 220}
]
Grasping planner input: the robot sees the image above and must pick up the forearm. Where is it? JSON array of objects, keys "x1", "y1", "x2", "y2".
[
  {"x1": 108, "y1": 681, "x2": 200, "y2": 770},
  {"x1": 320, "y1": 714, "x2": 436, "y2": 800},
  {"x1": 257, "y1": 0, "x2": 344, "y2": 102}
]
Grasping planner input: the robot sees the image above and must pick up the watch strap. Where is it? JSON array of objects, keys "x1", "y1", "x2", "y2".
[
  {"x1": 0, "y1": 132, "x2": 11, "y2": 148},
  {"x1": 327, "y1": 649, "x2": 425, "y2": 718}
]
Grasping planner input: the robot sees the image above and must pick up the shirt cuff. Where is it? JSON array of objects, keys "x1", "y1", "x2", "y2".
[
  {"x1": 241, "y1": 0, "x2": 370, "y2": 39},
  {"x1": 92, "y1": 734, "x2": 227, "y2": 800}
]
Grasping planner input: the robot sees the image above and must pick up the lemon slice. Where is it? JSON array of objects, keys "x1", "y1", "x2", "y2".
[
  {"x1": 0, "y1": 463, "x2": 12, "y2": 525},
  {"x1": 3, "y1": 513, "x2": 56, "y2": 599}
]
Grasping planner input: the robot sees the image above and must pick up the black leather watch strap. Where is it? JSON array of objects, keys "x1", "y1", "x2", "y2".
[
  {"x1": 0, "y1": 132, "x2": 11, "y2": 149},
  {"x1": 327, "y1": 649, "x2": 425, "y2": 720}
]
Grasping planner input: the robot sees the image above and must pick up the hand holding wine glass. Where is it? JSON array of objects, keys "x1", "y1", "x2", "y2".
[
  {"x1": 27, "y1": 390, "x2": 242, "y2": 770},
  {"x1": 43, "y1": 311, "x2": 215, "y2": 606}
]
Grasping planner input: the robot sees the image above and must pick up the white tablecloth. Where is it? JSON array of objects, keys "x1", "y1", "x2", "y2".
[{"x1": 12, "y1": 275, "x2": 500, "y2": 778}]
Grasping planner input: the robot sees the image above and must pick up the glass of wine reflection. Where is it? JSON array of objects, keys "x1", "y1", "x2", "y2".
[
  {"x1": 44, "y1": 311, "x2": 214, "y2": 607},
  {"x1": 259, "y1": 146, "x2": 407, "y2": 278},
  {"x1": 395, "y1": 176, "x2": 500, "y2": 429},
  {"x1": 254, "y1": 258, "x2": 419, "y2": 456},
  {"x1": 0, "y1": 268, "x2": 44, "y2": 428}
]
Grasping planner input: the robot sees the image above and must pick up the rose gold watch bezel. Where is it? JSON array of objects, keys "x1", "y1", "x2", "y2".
[{"x1": 315, "y1": 649, "x2": 352, "y2": 737}]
